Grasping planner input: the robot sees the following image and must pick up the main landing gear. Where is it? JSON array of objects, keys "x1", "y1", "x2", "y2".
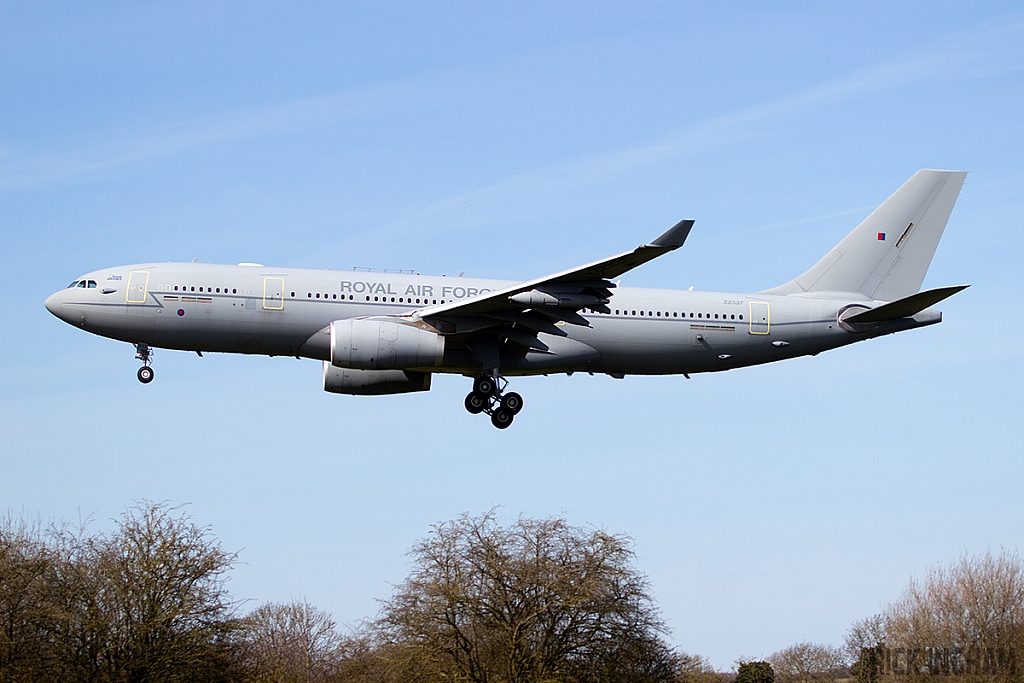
[
  {"x1": 135, "y1": 343, "x2": 154, "y2": 384},
  {"x1": 464, "y1": 374, "x2": 523, "y2": 429}
]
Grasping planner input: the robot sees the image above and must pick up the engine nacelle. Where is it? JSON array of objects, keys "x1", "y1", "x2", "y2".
[
  {"x1": 322, "y1": 363, "x2": 432, "y2": 395},
  {"x1": 509, "y1": 289, "x2": 608, "y2": 308},
  {"x1": 330, "y1": 318, "x2": 445, "y2": 370}
]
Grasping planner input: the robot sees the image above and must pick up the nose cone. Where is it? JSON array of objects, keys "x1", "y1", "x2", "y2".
[{"x1": 44, "y1": 290, "x2": 64, "y2": 318}]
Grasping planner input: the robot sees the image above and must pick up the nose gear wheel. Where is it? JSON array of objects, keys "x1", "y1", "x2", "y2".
[{"x1": 134, "y1": 343, "x2": 154, "y2": 384}]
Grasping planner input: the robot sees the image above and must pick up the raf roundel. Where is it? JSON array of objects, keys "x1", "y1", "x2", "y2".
[{"x1": 177, "y1": 309, "x2": 185, "y2": 316}]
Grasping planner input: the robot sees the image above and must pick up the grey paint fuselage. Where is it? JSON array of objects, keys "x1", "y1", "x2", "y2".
[{"x1": 45, "y1": 262, "x2": 937, "y2": 377}]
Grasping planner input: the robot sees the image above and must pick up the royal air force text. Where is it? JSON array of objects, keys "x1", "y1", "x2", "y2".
[{"x1": 339, "y1": 281, "x2": 492, "y2": 299}]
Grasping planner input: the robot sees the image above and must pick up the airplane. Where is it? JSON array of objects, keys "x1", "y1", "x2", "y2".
[{"x1": 45, "y1": 169, "x2": 968, "y2": 429}]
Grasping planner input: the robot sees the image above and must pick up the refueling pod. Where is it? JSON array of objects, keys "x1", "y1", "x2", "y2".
[
  {"x1": 322, "y1": 363, "x2": 432, "y2": 395},
  {"x1": 330, "y1": 318, "x2": 444, "y2": 371}
]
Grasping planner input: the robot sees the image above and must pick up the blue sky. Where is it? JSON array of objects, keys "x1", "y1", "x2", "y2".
[{"x1": 2, "y1": 1, "x2": 1023, "y2": 667}]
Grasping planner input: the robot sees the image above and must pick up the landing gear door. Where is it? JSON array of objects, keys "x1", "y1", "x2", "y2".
[
  {"x1": 749, "y1": 301, "x2": 770, "y2": 335},
  {"x1": 263, "y1": 277, "x2": 285, "y2": 310},
  {"x1": 126, "y1": 270, "x2": 150, "y2": 304}
]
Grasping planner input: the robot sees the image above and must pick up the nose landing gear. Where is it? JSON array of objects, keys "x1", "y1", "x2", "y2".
[
  {"x1": 135, "y1": 343, "x2": 154, "y2": 384},
  {"x1": 464, "y1": 374, "x2": 523, "y2": 429}
]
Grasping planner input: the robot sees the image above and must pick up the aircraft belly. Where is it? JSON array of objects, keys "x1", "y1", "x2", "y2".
[
  {"x1": 501, "y1": 336, "x2": 601, "y2": 373},
  {"x1": 577, "y1": 319, "x2": 747, "y2": 374}
]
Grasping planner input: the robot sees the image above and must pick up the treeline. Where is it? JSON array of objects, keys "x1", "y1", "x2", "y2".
[
  {"x1": 2, "y1": 503, "x2": 1022, "y2": 683},
  {"x1": 0, "y1": 504, "x2": 713, "y2": 682},
  {"x1": 847, "y1": 550, "x2": 1024, "y2": 683}
]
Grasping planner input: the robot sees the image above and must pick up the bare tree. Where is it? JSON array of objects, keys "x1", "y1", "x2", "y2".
[
  {"x1": 95, "y1": 501, "x2": 240, "y2": 682},
  {"x1": 375, "y1": 510, "x2": 677, "y2": 683},
  {"x1": 769, "y1": 643, "x2": 846, "y2": 683},
  {"x1": 242, "y1": 599, "x2": 344, "y2": 682},
  {"x1": 2, "y1": 503, "x2": 241, "y2": 682},
  {"x1": 847, "y1": 550, "x2": 1024, "y2": 683},
  {"x1": 675, "y1": 652, "x2": 724, "y2": 683},
  {"x1": 0, "y1": 514, "x2": 60, "y2": 681}
]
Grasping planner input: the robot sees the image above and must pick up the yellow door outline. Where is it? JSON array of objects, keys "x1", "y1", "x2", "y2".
[
  {"x1": 263, "y1": 277, "x2": 285, "y2": 310},
  {"x1": 749, "y1": 301, "x2": 770, "y2": 335},
  {"x1": 126, "y1": 270, "x2": 150, "y2": 304}
]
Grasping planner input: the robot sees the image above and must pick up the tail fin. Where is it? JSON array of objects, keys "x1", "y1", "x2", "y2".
[{"x1": 762, "y1": 169, "x2": 967, "y2": 301}]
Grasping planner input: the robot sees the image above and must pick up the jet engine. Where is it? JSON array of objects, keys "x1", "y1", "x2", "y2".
[
  {"x1": 329, "y1": 318, "x2": 445, "y2": 371},
  {"x1": 322, "y1": 363, "x2": 432, "y2": 395}
]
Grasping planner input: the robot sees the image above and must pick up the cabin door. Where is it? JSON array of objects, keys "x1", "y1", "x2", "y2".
[
  {"x1": 749, "y1": 301, "x2": 770, "y2": 335},
  {"x1": 262, "y1": 277, "x2": 285, "y2": 310},
  {"x1": 126, "y1": 270, "x2": 150, "y2": 304}
]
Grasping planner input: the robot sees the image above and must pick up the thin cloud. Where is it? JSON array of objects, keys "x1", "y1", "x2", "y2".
[
  {"x1": 3, "y1": 11, "x2": 1021, "y2": 194},
  {"x1": 395, "y1": 11, "x2": 1024, "y2": 230},
  {"x1": 0, "y1": 77, "x2": 454, "y2": 189}
]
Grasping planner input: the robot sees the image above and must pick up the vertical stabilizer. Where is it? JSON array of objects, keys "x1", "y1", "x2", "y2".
[{"x1": 763, "y1": 170, "x2": 967, "y2": 301}]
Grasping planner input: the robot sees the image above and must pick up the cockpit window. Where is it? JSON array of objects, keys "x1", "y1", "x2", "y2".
[
  {"x1": 67, "y1": 281, "x2": 79, "y2": 288},
  {"x1": 77, "y1": 281, "x2": 86, "y2": 288},
  {"x1": 87, "y1": 280, "x2": 97, "y2": 288}
]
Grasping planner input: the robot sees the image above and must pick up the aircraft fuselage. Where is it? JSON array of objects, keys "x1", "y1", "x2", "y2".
[{"x1": 45, "y1": 261, "x2": 936, "y2": 377}]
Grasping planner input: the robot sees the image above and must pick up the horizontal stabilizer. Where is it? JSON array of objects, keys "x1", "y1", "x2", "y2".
[{"x1": 843, "y1": 285, "x2": 969, "y2": 324}]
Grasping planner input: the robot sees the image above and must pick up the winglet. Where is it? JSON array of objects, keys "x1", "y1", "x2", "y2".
[{"x1": 650, "y1": 219, "x2": 695, "y2": 249}]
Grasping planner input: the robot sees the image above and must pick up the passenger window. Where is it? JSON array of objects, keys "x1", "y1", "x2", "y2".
[
  {"x1": 656, "y1": 312, "x2": 661, "y2": 317},
  {"x1": 673, "y1": 312, "x2": 677, "y2": 317},
  {"x1": 333, "y1": 294, "x2": 337, "y2": 299},
  {"x1": 308, "y1": 293, "x2": 312, "y2": 298},
  {"x1": 697, "y1": 313, "x2": 701, "y2": 318},
  {"x1": 739, "y1": 315, "x2": 743, "y2": 320}
]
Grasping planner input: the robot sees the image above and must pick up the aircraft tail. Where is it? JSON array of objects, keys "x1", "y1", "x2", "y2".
[{"x1": 762, "y1": 169, "x2": 967, "y2": 301}]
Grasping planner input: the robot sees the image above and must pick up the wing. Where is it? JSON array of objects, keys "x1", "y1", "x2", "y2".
[{"x1": 411, "y1": 219, "x2": 694, "y2": 356}]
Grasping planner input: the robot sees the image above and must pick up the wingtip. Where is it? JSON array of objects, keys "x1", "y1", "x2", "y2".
[{"x1": 649, "y1": 218, "x2": 695, "y2": 248}]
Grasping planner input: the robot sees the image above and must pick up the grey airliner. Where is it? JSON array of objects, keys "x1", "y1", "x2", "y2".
[{"x1": 46, "y1": 169, "x2": 968, "y2": 428}]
